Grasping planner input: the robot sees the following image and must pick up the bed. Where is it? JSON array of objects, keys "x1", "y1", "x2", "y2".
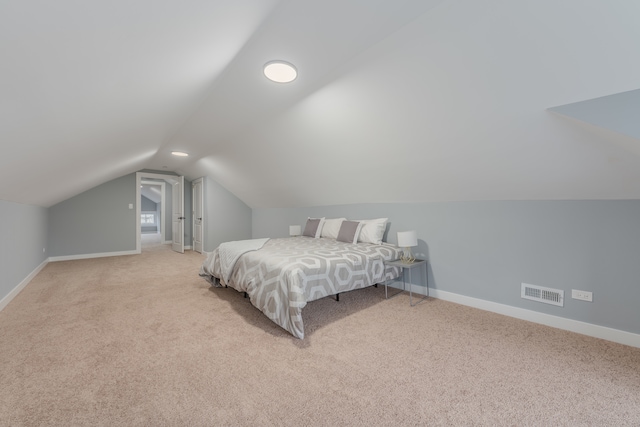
[{"x1": 199, "y1": 229, "x2": 402, "y2": 339}]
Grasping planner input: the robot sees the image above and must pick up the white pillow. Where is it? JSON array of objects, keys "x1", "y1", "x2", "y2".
[
  {"x1": 356, "y1": 218, "x2": 388, "y2": 245},
  {"x1": 320, "y1": 218, "x2": 346, "y2": 239}
]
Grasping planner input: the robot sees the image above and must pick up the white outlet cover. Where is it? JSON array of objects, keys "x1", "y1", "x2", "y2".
[{"x1": 571, "y1": 289, "x2": 593, "y2": 302}]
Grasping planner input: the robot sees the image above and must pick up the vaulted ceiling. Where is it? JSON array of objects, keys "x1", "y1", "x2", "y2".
[{"x1": 2, "y1": 0, "x2": 639, "y2": 208}]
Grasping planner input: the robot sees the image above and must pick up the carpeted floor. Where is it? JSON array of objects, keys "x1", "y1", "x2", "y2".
[{"x1": 1, "y1": 243, "x2": 639, "y2": 426}]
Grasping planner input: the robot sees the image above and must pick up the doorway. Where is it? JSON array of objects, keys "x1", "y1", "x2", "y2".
[
  {"x1": 140, "y1": 181, "x2": 165, "y2": 250},
  {"x1": 135, "y1": 172, "x2": 185, "y2": 254}
]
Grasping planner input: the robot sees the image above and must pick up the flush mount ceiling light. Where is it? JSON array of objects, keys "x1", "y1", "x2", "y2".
[
  {"x1": 171, "y1": 151, "x2": 189, "y2": 157},
  {"x1": 263, "y1": 60, "x2": 297, "y2": 83}
]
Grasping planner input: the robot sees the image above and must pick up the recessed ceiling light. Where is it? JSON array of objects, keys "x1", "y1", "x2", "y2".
[
  {"x1": 263, "y1": 60, "x2": 297, "y2": 83},
  {"x1": 171, "y1": 151, "x2": 189, "y2": 157}
]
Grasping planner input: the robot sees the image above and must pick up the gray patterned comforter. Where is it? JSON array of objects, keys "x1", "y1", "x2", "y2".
[{"x1": 199, "y1": 237, "x2": 402, "y2": 339}]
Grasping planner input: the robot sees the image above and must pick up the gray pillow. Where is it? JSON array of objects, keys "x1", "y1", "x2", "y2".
[
  {"x1": 337, "y1": 221, "x2": 361, "y2": 244},
  {"x1": 303, "y1": 218, "x2": 321, "y2": 237}
]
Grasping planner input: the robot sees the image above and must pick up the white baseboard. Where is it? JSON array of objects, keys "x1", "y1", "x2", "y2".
[
  {"x1": 0, "y1": 259, "x2": 49, "y2": 312},
  {"x1": 403, "y1": 284, "x2": 640, "y2": 349},
  {"x1": 48, "y1": 249, "x2": 139, "y2": 262}
]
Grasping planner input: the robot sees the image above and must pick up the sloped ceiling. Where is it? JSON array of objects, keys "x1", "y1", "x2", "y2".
[
  {"x1": 140, "y1": 184, "x2": 162, "y2": 204},
  {"x1": 1, "y1": 0, "x2": 640, "y2": 208}
]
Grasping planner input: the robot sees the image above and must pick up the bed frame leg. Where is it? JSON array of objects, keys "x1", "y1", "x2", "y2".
[
  {"x1": 244, "y1": 292, "x2": 248, "y2": 298},
  {"x1": 335, "y1": 293, "x2": 340, "y2": 302}
]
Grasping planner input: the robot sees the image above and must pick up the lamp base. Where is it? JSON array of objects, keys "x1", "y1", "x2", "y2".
[{"x1": 400, "y1": 248, "x2": 415, "y2": 264}]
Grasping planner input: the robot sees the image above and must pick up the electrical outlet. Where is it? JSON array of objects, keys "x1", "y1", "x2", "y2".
[{"x1": 571, "y1": 289, "x2": 593, "y2": 302}]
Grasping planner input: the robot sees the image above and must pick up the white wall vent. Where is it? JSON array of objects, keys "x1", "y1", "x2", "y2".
[{"x1": 521, "y1": 283, "x2": 564, "y2": 307}]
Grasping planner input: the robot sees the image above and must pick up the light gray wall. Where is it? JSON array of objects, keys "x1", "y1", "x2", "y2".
[
  {"x1": 141, "y1": 195, "x2": 158, "y2": 233},
  {"x1": 252, "y1": 200, "x2": 640, "y2": 335},
  {"x1": 0, "y1": 200, "x2": 48, "y2": 303},
  {"x1": 203, "y1": 176, "x2": 251, "y2": 251},
  {"x1": 140, "y1": 195, "x2": 157, "y2": 211},
  {"x1": 47, "y1": 171, "x2": 193, "y2": 257},
  {"x1": 48, "y1": 174, "x2": 137, "y2": 256},
  {"x1": 548, "y1": 89, "x2": 640, "y2": 140}
]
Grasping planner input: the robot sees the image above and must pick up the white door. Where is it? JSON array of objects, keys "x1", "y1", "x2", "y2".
[
  {"x1": 192, "y1": 178, "x2": 204, "y2": 253},
  {"x1": 172, "y1": 176, "x2": 185, "y2": 253}
]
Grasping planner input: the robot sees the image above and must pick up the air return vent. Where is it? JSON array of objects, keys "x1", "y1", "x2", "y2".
[{"x1": 521, "y1": 283, "x2": 564, "y2": 307}]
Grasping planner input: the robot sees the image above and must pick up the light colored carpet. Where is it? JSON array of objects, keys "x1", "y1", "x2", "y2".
[
  {"x1": 140, "y1": 233, "x2": 162, "y2": 248},
  {"x1": 1, "y1": 244, "x2": 639, "y2": 426}
]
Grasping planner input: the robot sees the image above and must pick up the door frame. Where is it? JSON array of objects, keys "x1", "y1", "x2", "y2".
[
  {"x1": 135, "y1": 172, "x2": 185, "y2": 253},
  {"x1": 140, "y1": 180, "x2": 165, "y2": 242}
]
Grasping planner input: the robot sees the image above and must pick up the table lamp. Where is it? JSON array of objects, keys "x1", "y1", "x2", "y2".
[
  {"x1": 397, "y1": 230, "x2": 418, "y2": 263},
  {"x1": 289, "y1": 225, "x2": 301, "y2": 237}
]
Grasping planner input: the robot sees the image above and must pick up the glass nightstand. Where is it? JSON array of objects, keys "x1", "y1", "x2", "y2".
[{"x1": 384, "y1": 259, "x2": 428, "y2": 306}]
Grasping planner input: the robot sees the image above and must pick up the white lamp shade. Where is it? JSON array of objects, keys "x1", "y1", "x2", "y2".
[
  {"x1": 397, "y1": 230, "x2": 418, "y2": 247},
  {"x1": 289, "y1": 225, "x2": 301, "y2": 236}
]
